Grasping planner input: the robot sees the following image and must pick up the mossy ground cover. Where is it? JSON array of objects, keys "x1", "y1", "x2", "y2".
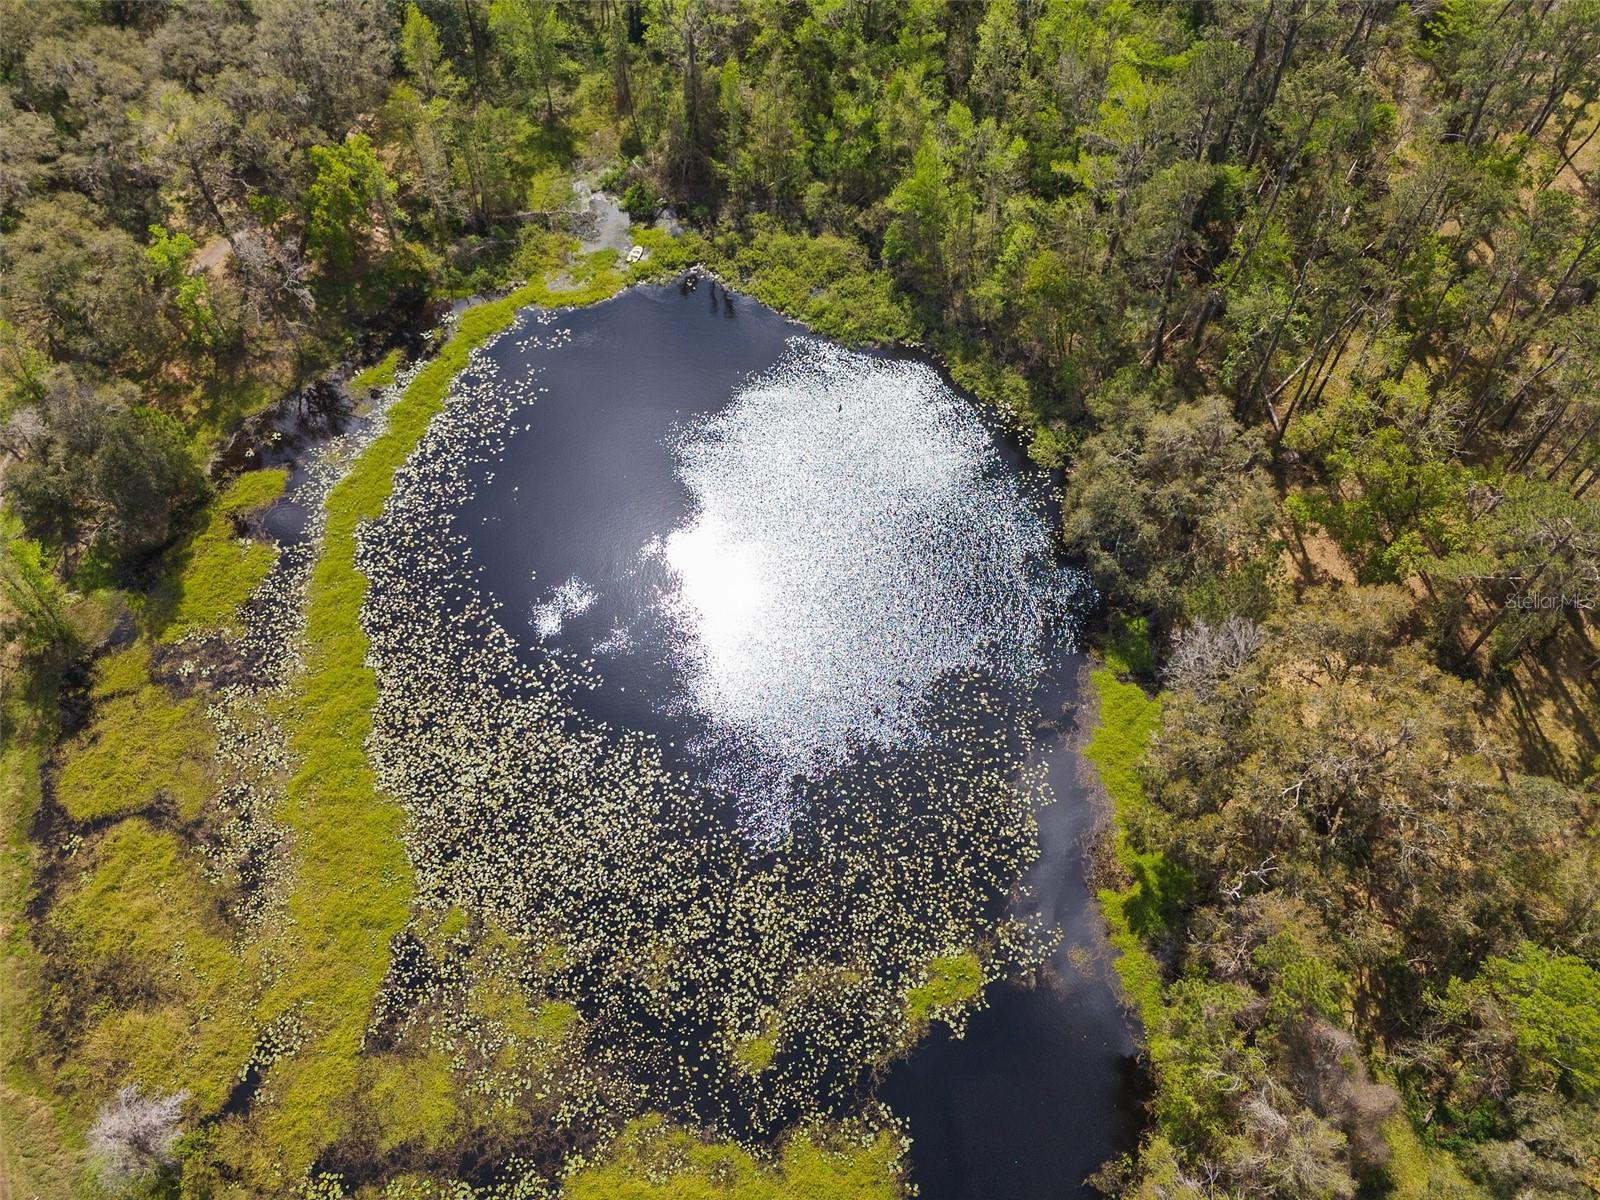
[
  {"x1": 153, "y1": 467, "x2": 289, "y2": 642},
  {"x1": 1380, "y1": 1111, "x2": 1488, "y2": 1198},
  {"x1": 1082, "y1": 668, "x2": 1165, "y2": 1030},
  {"x1": 731, "y1": 1010, "x2": 780, "y2": 1075},
  {"x1": 51, "y1": 817, "x2": 254, "y2": 1111},
  {"x1": 55, "y1": 646, "x2": 216, "y2": 825},
  {"x1": 561, "y1": 1116, "x2": 904, "y2": 1200},
  {"x1": 1, "y1": 694, "x2": 91, "y2": 1200},
  {"x1": 7, "y1": 464, "x2": 292, "y2": 1188}
]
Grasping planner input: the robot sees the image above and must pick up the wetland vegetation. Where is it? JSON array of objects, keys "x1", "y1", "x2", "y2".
[{"x1": 3, "y1": 3, "x2": 1600, "y2": 1200}]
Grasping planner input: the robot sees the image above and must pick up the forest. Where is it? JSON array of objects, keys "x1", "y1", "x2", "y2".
[{"x1": 1, "y1": 1, "x2": 1598, "y2": 1198}]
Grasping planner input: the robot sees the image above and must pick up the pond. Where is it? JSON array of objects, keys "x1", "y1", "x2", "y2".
[{"x1": 357, "y1": 280, "x2": 1138, "y2": 1195}]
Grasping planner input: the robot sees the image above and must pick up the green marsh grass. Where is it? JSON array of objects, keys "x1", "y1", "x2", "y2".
[
  {"x1": 905, "y1": 951, "x2": 984, "y2": 1030},
  {"x1": 156, "y1": 467, "x2": 289, "y2": 642},
  {"x1": 246, "y1": 257, "x2": 645, "y2": 1176},
  {"x1": 563, "y1": 1116, "x2": 904, "y2": 1200},
  {"x1": 56, "y1": 646, "x2": 215, "y2": 824},
  {"x1": 1083, "y1": 669, "x2": 1166, "y2": 1027}
]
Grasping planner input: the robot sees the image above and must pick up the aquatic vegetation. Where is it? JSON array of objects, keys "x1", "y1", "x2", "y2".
[
  {"x1": 239, "y1": 265, "x2": 633, "y2": 1179},
  {"x1": 351, "y1": 350, "x2": 403, "y2": 397},
  {"x1": 561, "y1": 1116, "x2": 905, "y2": 1200},
  {"x1": 157, "y1": 467, "x2": 289, "y2": 642},
  {"x1": 56, "y1": 648, "x2": 215, "y2": 824},
  {"x1": 1083, "y1": 669, "x2": 1166, "y2": 1028},
  {"x1": 11, "y1": 276, "x2": 1089, "y2": 1196},
  {"x1": 732, "y1": 1024, "x2": 778, "y2": 1075},
  {"x1": 905, "y1": 952, "x2": 985, "y2": 1030},
  {"x1": 356, "y1": 287, "x2": 1079, "y2": 1149}
]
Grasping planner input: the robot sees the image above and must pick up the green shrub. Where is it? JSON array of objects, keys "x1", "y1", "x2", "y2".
[
  {"x1": 718, "y1": 223, "x2": 917, "y2": 346},
  {"x1": 620, "y1": 181, "x2": 659, "y2": 220},
  {"x1": 1481, "y1": 943, "x2": 1600, "y2": 1097}
]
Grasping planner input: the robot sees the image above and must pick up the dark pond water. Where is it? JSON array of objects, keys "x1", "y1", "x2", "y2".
[
  {"x1": 382, "y1": 280, "x2": 1140, "y2": 1195},
  {"x1": 881, "y1": 652, "x2": 1143, "y2": 1199}
]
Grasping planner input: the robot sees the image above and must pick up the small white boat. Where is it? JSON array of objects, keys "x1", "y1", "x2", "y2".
[{"x1": 626, "y1": 244, "x2": 646, "y2": 264}]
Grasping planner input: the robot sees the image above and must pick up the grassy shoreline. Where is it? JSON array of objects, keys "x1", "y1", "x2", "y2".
[
  {"x1": 1082, "y1": 666, "x2": 1165, "y2": 1032},
  {"x1": 242, "y1": 243, "x2": 712, "y2": 1178}
]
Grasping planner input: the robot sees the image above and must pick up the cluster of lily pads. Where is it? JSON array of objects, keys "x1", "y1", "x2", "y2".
[{"x1": 355, "y1": 305, "x2": 1064, "y2": 1143}]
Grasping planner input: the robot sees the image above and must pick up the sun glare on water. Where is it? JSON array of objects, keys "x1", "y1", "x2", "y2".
[{"x1": 663, "y1": 515, "x2": 767, "y2": 672}]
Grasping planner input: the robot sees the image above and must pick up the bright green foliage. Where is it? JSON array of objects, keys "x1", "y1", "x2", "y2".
[
  {"x1": 532, "y1": 999, "x2": 580, "y2": 1043},
  {"x1": 350, "y1": 349, "x2": 401, "y2": 396},
  {"x1": 55, "y1": 649, "x2": 214, "y2": 824},
  {"x1": 1147, "y1": 978, "x2": 1266, "y2": 1151},
  {"x1": 1083, "y1": 669, "x2": 1169, "y2": 1026},
  {"x1": 1100, "y1": 615, "x2": 1153, "y2": 677},
  {"x1": 91, "y1": 642, "x2": 154, "y2": 699},
  {"x1": 883, "y1": 135, "x2": 951, "y2": 293},
  {"x1": 905, "y1": 951, "x2": 984, "y2": 1028},
  {"x1": 562, "y1": 1116, "x2": 905, "y2": 1200},
  {"x1": 158, "y1": 467, "x2": 288, "y2": 641},
  {"x1": 1254, "y1": 930, "x2": 1348, "y2": 1026},
  {"x1": 399, "y1": 4, "x2": 457, "y2": 101},
  {"x1": 0, "y1": 516, "x2": 72, "y2": 653},
  {"x1": 216, "y1": 467, "x2": 291, "y2": 517},
  {"x1": 718, "y1": 221, "x2": 917, "y2": 346},
  {"x1": 621, "y1": 180, "x2": 659, "y2": 220},
  {"x1": 489, "y1": 0, "x2": 570, "y2": 123},
  {"x1": 1480, "y1": 944, "x2": 1600, "y2": 1097},
  {"x1": 145, "y1": 224, "x2": 220, "y2": 349},
  {"x1": 51, "y1": 819, "x2": 253, "y2": 1109},
  {"x1": 305, "y1": 134, "x2": 393, "y2": 270},
  {"x1": 1380, "y1": 1113, "x2": 1488, "y2": 1199}
]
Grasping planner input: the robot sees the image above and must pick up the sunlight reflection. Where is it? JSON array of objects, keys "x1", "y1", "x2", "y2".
[{"x1": 664, "y1": 516, "x2": 767, "y2": 673}]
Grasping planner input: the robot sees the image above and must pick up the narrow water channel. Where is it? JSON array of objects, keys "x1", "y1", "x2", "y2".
[{"x1": 881, "y1": 653, "x2": 1142, "y2": 1198}]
